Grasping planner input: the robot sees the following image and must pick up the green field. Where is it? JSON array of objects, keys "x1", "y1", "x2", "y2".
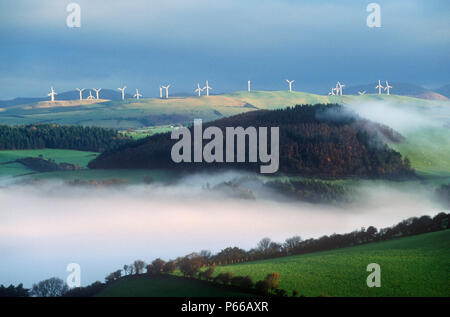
[
  {"x1": 209, "y1": 230, "x2": 450, "y2": 297},
  {"x1": 96, "y1": 275, "x2": 252, "y2": 297},
  {"x1": 2, "y1": 91, "x2": 448, "y2": 129},
  {"x1": 0, "y1": 149, "x2": 98, "y2": 177}
]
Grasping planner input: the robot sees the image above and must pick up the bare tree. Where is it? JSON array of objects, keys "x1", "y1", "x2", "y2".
[
  {"x1": 257, "y1": 237, "x2": 272, "y2": 252},
  {"x1": 31, "y1": 277, "x2": 69, "y2": 297},
  {"x1": 133, "y1": 260, "x2": 146, "y2": 275}
]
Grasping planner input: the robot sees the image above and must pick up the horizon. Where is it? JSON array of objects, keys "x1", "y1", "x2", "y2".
[
  {"x1": 1, "y1": 0, "x2": 449, "y2": 99},
  {"x1": 3, "y1": 81, "x2": 448, "y2": 101}
]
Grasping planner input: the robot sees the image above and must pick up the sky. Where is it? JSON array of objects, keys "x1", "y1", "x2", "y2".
[{"x1": 0, "y1": 0, "x2": 449, "y2": 99}]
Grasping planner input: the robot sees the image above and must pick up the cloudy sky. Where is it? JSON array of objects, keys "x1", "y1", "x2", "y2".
[{"x1": 0, "y1": 0, "x2": 449, "y2": 99}]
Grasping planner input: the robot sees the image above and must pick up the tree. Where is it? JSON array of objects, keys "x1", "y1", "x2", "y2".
[
  {"x1": 179, "y1": 256, "x2": 203, "y2": 277},
  {"x1": 257, "y1": 238, "x2": 271, "y2": 252},
  {"x1": 265, "y1": 272, "x2": 280, "y2": 291},
  {"x1": 31, "y1": 277, "x2": 69, "y2": 297},
  {"x1": 133, "y1": 260, "x2": 146, "y2": 275},
  {"x1": 0, "y1": 284, "x2": 29, "y2": 297},
  {"x1": 147, "y1": 258, "x2": 166, "y2": 275},
  {"x1": 162, "y1": 261, "x2": 176, "y2": 274},
  {"x1": 284, "y1": 236, "x2": 302, "y2": 254}
]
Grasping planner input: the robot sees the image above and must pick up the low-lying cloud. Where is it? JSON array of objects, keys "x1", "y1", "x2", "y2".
[{"x1": 0, "y1": 172, "x2": 445, "y2": 287}]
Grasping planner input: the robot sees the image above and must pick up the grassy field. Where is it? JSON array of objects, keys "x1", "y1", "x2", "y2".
[
  {"x1": 96, "y1": 275, "x2": 252, "y2": 297},
  {"x1": 210, "y1": 230, "x2": 450, "y2": 297},
  {"x1": 0, "y1": 149, "x2": 98, "y2": 177},
  {"x1": 389, "y1": 127, "x2": 450, "y2": 178},
  {"x1": 119, "y1": 125, "x2": 175, "y2": 139},
  {"x1": 1, "y1": 91, "x2": 447, "y2": 129}
]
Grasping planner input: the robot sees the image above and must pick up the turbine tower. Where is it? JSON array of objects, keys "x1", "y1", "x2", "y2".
[
  {"x1": 134, "y1": 89, "x2": 142, "y2": 100},
  {"x1": 86, "y1": 90, "x2": 95, "y2": 100},
  {"x1": 118, "y1": 86, "x2": 127, "y2": 100},
  {"x1": 248, "y1": 80, "x2": 251, "y2": 92},
  {"x1": 76, "y1": 88, "x2": 85, "y2": 100},
  {"x1": 336, "y1": 82, "x2": 345, "y2": 96},
  {"x1": 48, "y1": 87, "x2": 57, "y2": 102},
  {"x1": 159, "y1": 86, "x2": 163, "y2": 99},
  {"x1": 375, "y1": 80, "x2": 384, "y2": 95},
  {"x1": 286, "y1": 79, "x2": 294, "y2": 92},
  {"x1": 93, "y1": 88, "x2": 102, "y2": 99},
  {"x1": 161, "y1": 84, "x2": 171, "y2": 99},
  {"x1": 194, "y1": 83, "x2": 205, "y2": 96},
  {"x1": 204, "y1": 81, "x2": 212, "y2": 96},
  {"x1": 384, "y1": 81, "x2": 392, "y2": 95}
]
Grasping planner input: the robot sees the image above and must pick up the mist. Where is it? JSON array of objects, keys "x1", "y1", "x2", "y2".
[{"x1": 0, "y1": 171, "x2": 445, "y2": 288}]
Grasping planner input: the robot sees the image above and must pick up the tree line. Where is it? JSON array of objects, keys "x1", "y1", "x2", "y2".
[
  {"x1": 61, "y1": 212, "x2": 448, "y2": 297},
  {"x1": 0, "y1": 124, "x2": 132, "y2": 152}
]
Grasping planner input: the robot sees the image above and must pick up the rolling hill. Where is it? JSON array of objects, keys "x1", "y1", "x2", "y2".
[
  {"x1": 209, "y1": 230, "x2": 450, "y2": 297},
  {"x1": 95, "y1": 230, "x2": 450, "y2": 297}
]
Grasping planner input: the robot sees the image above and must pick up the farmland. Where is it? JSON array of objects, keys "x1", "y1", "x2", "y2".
[
  {"x1": 209, "y1": 230, "x2": 450, "y2": 297},
  {"x1": 0, "y1": 149, "x2": 98, "y2": 177}
]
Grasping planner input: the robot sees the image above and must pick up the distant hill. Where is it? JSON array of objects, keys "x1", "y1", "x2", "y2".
[
  {"x1": 435, "y1": 84, "x2": 450, "y2": 98},
  {"x1": 0, "y1": 91, "x2": 449, "y2": 129},
  {"x1": 89, "y1": 104, "x2": 414, "y2": 179},
  {"x1": 343, "y1": 82, "x2": 447, "y2": 100}
]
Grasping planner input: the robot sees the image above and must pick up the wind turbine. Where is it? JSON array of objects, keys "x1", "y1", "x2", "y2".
[
  {"x1": 375, "y1": 80, "x2": 384, "y2": 95},
  {"x1": 248, "y1": 80, "x2": 251, "y2": 92},
  {"x1": 159, "y1": 86, "x2": 163, "y2": 99},
  {"x1": 76, "y1": 88, "x2": 85, "y2": 100},
  {"x1": 134, "y1": 89, "x2": 142, "y2": 100},
  {"x1": 336, "y1": 82, "x2": 345, "y2": 96},
  {"x1": 358, "y1": 91, "x2": 366, "y2": 95},
  {"x1": 48, "y1": 87, "x2": 57, "y2": 102},
  {"x1": 286, "y1": 79, "x2": 294, "y2": 92},
  {"x1": 162, "y1": 84, "x2": 171, "y2": 99},
  {"x1": 204, "y1": 81, "x2": 212, "y2": 96},
  {"x1": 118, "y1": 86, "x2": 127, "y2": 100},
  {"x1": 93, "y1": 88, "x2": 102, "y2": 99},
  {"x1": 86, "y1": 90, "x2": 95, "y2": 100},
  {"x1": 384, "y1": 81, "x2": 392, "y2": 95},
  {"x1": 328, "y1": 87, "x2": 335, "y2": 95},
  {"x1": 194, "y1": 83, "x2": 205, "y2": 96}
]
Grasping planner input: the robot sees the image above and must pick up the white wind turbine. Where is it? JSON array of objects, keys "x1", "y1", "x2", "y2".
[
  {"x1": 86, "y1": 90, "x2": 95, "y2": 100},
  {"x1": 248, "y1": 80, "x2": 251, "y2": 92},
  {"x1": 328, "y1": 87, "x2": 335, "y2": 95},
  {"x1": 161, "y1": 84, "x2": 171, "y2": 99},
  {"x1": 159, "y1": 86, "x2": 163, "y2": 99},
  {"x1": 286, "y1": 79, "x2": 295, "y2": 92},
  {"x1": 93, "y1": 88, "x2": 102, "y2": 99},
  {"x1": 134, "y1": 89, "x2": 142, "y2": 100},
  {"x1": 336, "y1": 82, "x2": 345, "y2": 96},
  {"x1": 48, "y1": 87, "x2": 57, "y2": 102},
  {"x1": 118, "y1": 86, "x2": 127, "y2": 100},
  {"x1": 76, "y1": 88, "x2": 85, "y2": 100},
  {"x1": 358, "y1": 91, "x2": 366, "y2": 95},
  {"x1": 204, "y1": 80, "x2": 212, "y2": 96},
  {"x1": 375, "y1": 80, "x2": 384, "y2": 95},
  {"x1": 194, "y1": 83, "x2": 205, "y2": 97},
  {"x1": 384, "y1": 81, "x2": 392, "y2": 95}
]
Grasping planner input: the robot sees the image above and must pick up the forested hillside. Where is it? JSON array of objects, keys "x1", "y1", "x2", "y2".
[
  {"x1": 89, "y1": 104, "x2": 414, "y2": 178},
  {"x1": 0, "y1": 124, "x2": 132, "y2": 152}
]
